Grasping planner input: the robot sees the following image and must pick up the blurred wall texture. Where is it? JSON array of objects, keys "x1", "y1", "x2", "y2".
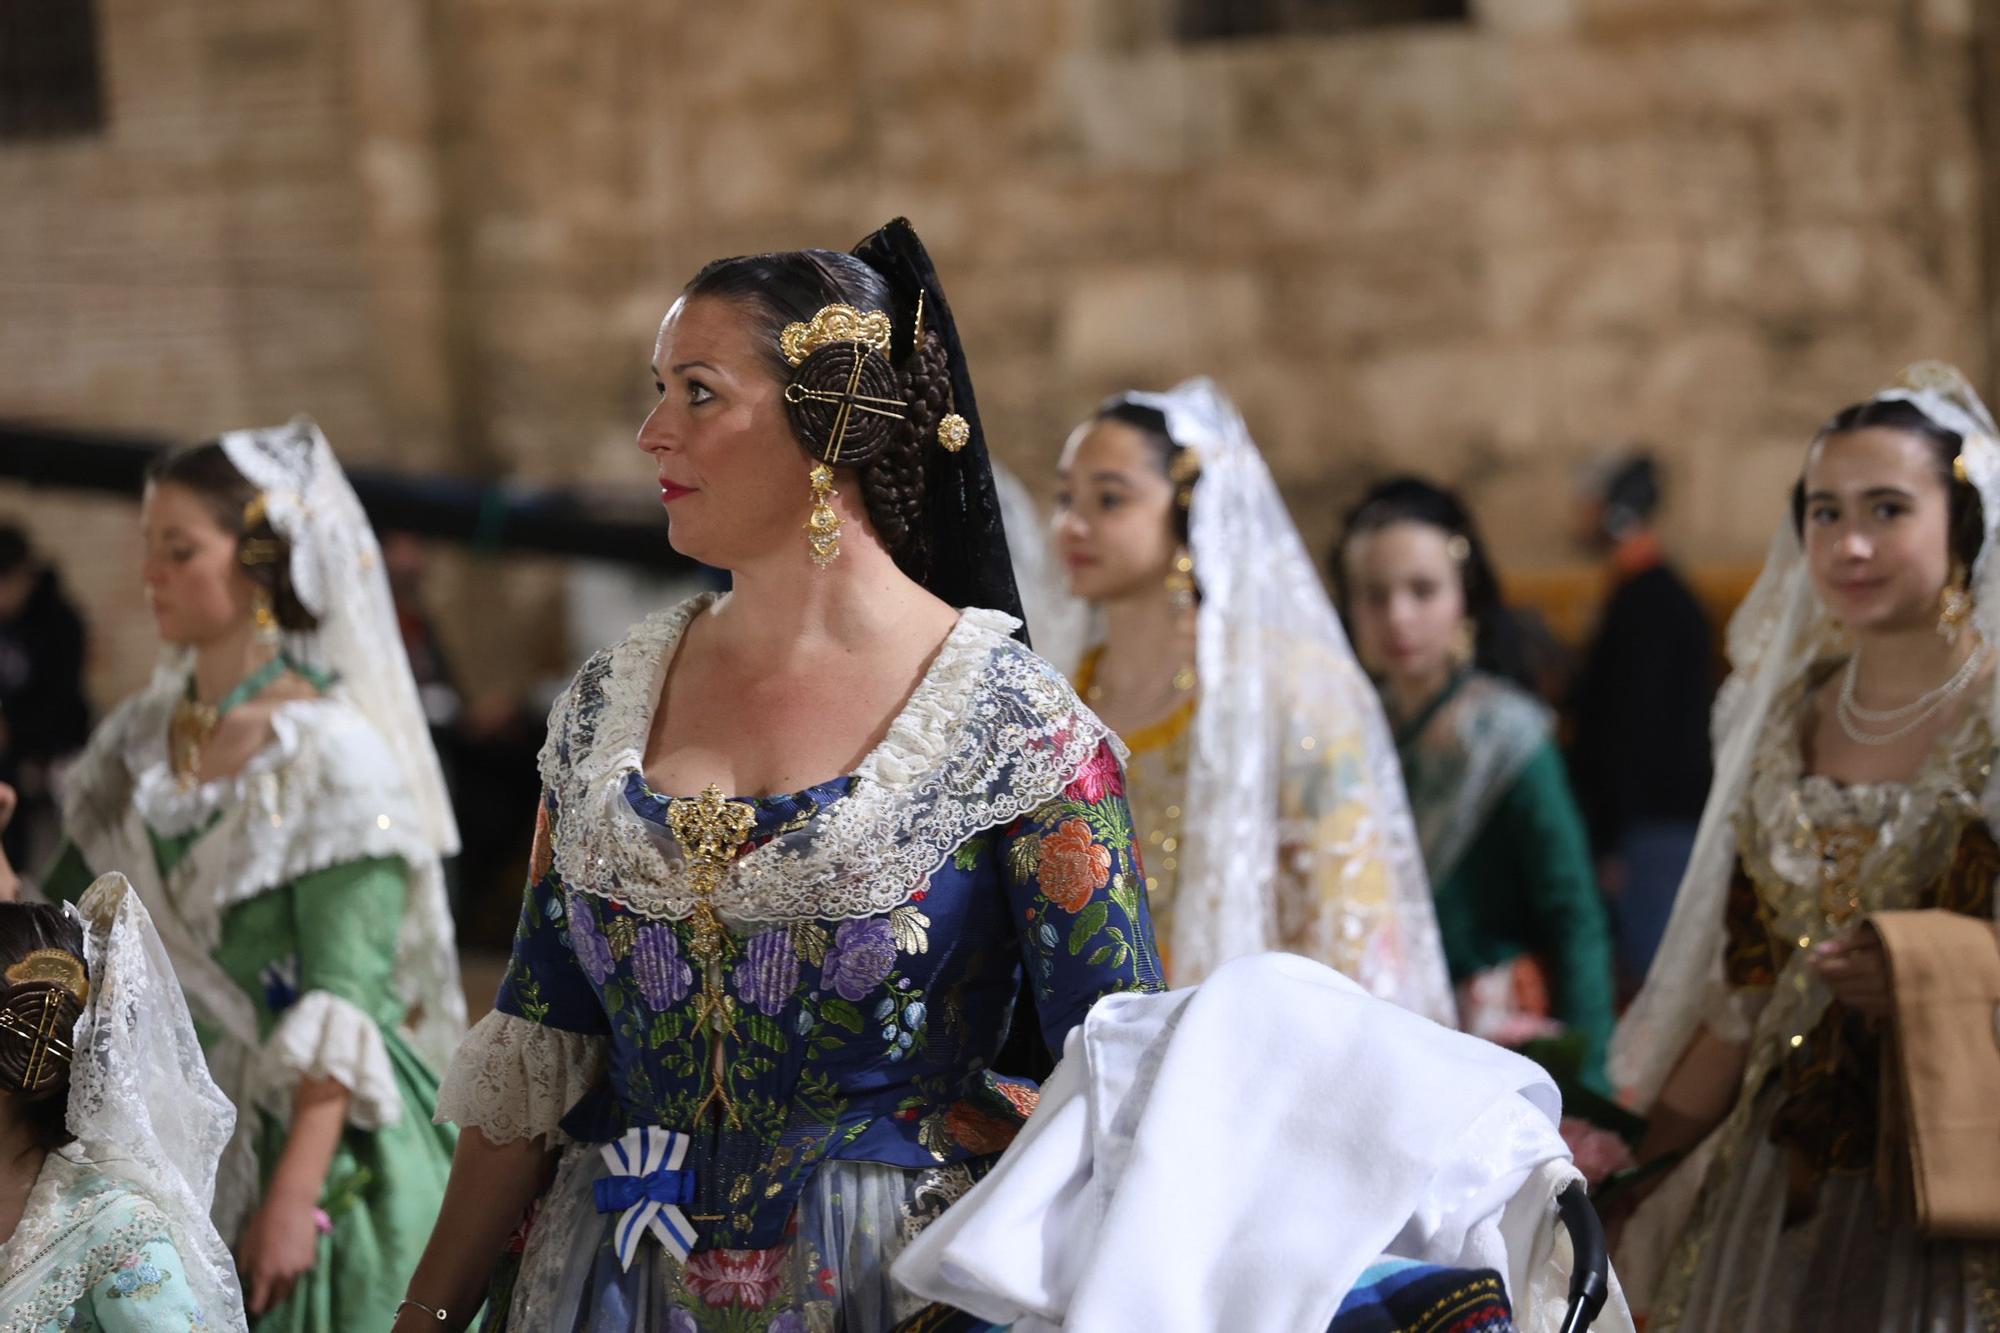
[{"x1": 2, "y1": 0, "x2": 1995, "y2": 703}]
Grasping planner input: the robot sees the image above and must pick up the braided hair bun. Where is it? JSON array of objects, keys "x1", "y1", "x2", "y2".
[{"x1": 0, "y1": 905, "x2": 88, "y2": 1149}]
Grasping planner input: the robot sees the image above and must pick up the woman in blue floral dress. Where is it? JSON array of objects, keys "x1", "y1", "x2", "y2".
[{"x1": 396, "y1": 220, "x2": 1161, "y2": 1333}]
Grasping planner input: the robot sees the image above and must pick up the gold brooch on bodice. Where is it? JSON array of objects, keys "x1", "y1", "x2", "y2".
[{"x1": 667, "y1": 784, "x2": 757, "y2": 1127}]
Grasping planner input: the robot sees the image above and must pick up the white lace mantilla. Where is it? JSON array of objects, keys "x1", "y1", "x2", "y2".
[
  {"x1": 433, "y1": 1010, "x2": 607, "y2": 1146},
  {"x1": 539, "y1": 595, "x2": 1118, "y2": 924}
]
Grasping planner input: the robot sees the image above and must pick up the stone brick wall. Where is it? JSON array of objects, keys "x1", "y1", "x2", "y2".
[{"x1": 1, "y1": 0, "x2": 1990, "y2": 706}]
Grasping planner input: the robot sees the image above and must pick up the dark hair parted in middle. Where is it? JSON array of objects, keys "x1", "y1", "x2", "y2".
[
  {"x1": 146, "y1": 443, "x2": 321, "y2": 632},
  {"x1": 1793, "y1": 398, "x2": 1987, "y2": 571},
  {"x1": 1332, "y1": 475, "x2": 1532, "y2": 688},
  {"x1": 683, "y1": 249, "x2": 955, "y2": 582}
]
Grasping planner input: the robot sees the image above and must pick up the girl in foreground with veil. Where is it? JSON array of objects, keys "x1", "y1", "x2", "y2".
[
  {"x1": 1612, "y1": 363, "x2": 2000, "y2": 1329},
  {"x1": 1050, "y1": 379, "x2": 1453, "y2": 1015},
  {"x1": 0, "y1": 874, "x2": 245, "y2": 1330},
  {"x1": 33, "y1": 422, "x2": 465, "y2": 1326}
]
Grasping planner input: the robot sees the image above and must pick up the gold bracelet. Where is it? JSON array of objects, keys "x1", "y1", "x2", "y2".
[{"x1": 395, "y1": 1298, "x2": 448, "y2": 1322}]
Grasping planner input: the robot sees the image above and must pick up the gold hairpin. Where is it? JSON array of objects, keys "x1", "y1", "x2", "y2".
[
  {"x1": 1169, "y1": 449, "x2": 1202, "y2": 486},
  {"x1": 780, "y1": 304, "x2": 893, "y2": 368},
  {"x1": 1955, "y1": 454, "x2": 1972, "y2": 484},
  {"x1": 4, "y1": 949, "x2": 87, "y2": 1005},
  {"x1": 238, "y1": 493, "x2": 284, "y2": 566}
]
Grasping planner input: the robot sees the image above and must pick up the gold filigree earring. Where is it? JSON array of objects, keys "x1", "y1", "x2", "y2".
[
  {"x1": 252, "y1": 587, "x2": 281, "y2": 645},
  {"x1": 1450, "y1": 620, "x2": 1476, "y2": 669},
  {"x1": 1939, "y1": 561, "x2": 1973, "y2": 642},
  {"x1": 1165, "y1": 546, "x2": 1196, "y2": 612},
  {"x1": 806, "y1": 464, "x2": 842, "y2": 568}
]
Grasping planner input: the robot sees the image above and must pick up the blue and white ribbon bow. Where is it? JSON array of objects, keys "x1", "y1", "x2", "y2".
[{"x1": 593, "y1": 1126, "x2": 699, "y2": 1270}]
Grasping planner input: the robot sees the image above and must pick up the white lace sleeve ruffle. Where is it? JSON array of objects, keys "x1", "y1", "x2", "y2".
[
  {"x1": 433, "y1": 1011, "x2": 606, "y2": 1147},
  {"x1": 252, "y1": 991, "x2": 403, "y2": 1131}
]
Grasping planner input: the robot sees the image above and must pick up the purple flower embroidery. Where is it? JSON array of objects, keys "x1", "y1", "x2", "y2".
[
  {"x1": 569, "y1": 897, "x2": 616, "y2": 986},
  {"x1": 769, "y1": 1314, "x2": 808, "y2": 1333},
  {"x1": 733, "y1": 929, "x2": 799, "y2": 1017},
  {"x1": 820, "y1": 918, "x2": 897, "y2": 1002},
  {"x1": 668, "y1": 1311, "x2": 698, "y2": 1333},
  {"x1": 632, "y1": 924, "x2": 694, "y2": 1010}
]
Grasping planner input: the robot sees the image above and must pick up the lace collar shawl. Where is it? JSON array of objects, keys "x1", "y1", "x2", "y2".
[
  {"x1": 64, "y1": 671, "x2": 440, "y2": 939},
  {"x1": 0, "y1": 1151, "x2": 171, "y2": 1333},
  {"x1": 540, "y1": 594, "x2": 1117, "y2": 924}
]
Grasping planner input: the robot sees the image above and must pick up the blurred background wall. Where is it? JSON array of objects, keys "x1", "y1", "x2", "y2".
[{"x1": 3, "y1": 0, "x2": 1996, "y2": 705}]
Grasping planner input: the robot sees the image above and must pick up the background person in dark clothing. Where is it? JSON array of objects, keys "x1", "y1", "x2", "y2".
[
  {"x1": 1567, "y1": 455, "x2": 1715, "y2": 994},
  {"x1": 0, "y1": 525, "x2": 91, "y2": 871}
]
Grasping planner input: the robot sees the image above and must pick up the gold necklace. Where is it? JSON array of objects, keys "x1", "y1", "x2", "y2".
[{"x1": 167, "y1": 655, "x2": 292, "y2": 791}]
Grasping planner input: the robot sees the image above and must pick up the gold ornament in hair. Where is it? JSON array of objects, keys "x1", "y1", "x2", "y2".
[
  {"x1": 781, "y1": 305, "x2": 892, "y2": 368},
  {"x1": 911, "y1": 290, "x2": 971, "y2": 453},
  {"x1": 238, "y1": 493, "x2": 285, "y2": 567},
  {"x1": 5, "y1": 950, "x2": 87, "y2": 1006},
  {"x1": 1955, "y1": 454, "x2": 1971, "y2": 484}
]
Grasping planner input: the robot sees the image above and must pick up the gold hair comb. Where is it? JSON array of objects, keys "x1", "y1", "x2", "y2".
[
  {"x1": 780, "y1": 304, "x2": 893, "y2": 368},
  {"x1": 5, "y1": 949, "x2": 87, "y2": 1005}
]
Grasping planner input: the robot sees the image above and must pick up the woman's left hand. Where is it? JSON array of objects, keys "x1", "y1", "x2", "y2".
[
  {"x1": 1811, "y1": 927, "x2": 1893, "y2": 1019},
  {"x1": 237, "y1": 1185, "x2": 322, "y2": 1316}
]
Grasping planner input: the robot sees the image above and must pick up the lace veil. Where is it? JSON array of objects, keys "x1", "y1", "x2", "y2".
[
  {"x1": 1611, "y1": 362, "x2": 2000, "y2": 1106},
  {"x1": 1141, "y1": 380, "x2": 1450, "y2": 1014},
  {"x1": 67, "y1": 872, "x2": 244, "y2": 1327},
  {"x1": 216, "y1": 417, "x2": 465, "y2": 1064}
]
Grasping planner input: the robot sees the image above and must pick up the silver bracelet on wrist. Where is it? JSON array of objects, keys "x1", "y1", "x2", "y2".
[{"x1": 395, "y1": 1298, "x2": 448, "y2": 1322}]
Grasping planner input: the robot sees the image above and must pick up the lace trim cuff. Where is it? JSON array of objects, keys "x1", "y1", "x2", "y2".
[
  {"x1": 433, "y1": 1010, "x2": 606, "y2": 1146},
  {"x1": 254, "y1": 991, "x2": 404, "y2": 1131}
]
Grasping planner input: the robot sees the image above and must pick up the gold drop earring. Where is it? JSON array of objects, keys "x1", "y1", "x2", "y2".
[
  {"x1": 806, "y1": 464, "x2": 842, "y2": 568},
  {"x1": 1939, "y1": 561, "x2": 1973, "y2": 642},
  {"x1": 252, "y1": 587, "x2": 281, "y2": 645},
  {"x1": 1165, "y1": 546, "x2": 1196, "y2": 613}
]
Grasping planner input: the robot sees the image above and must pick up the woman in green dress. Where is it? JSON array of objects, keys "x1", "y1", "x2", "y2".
[
  {"x1": 1335, "y1": 477, "x2": 1617, "y2": 1093},
  {"x1": 37, "y1": 419, "x2": 465, "y2": 1328}
]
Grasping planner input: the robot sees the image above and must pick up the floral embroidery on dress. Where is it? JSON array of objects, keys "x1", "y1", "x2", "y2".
[{"x1": 101, "y1": 1250, "x2": 172, "y2": 1300}]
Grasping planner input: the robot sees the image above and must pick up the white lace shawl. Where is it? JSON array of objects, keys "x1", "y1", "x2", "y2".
[{"x1": 539, "y1": 594, "x2": 1119, "y2": 924}]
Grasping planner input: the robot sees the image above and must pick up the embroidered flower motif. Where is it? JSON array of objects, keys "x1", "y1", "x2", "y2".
[
  {"x1": 733, "y1": 928, "x2": 798, "y2": 1017},
  {"x1": 667, "y1": 1311, "x2": 698, "y2": 1333},
  {"x1": 568, "y1": 896, "x2": 616, "y2": 986},
  {"x1": 259, "y1": 955, "x2": 300, "y2": 1016},
  {"x1": 769, "y1": 1314, "x2": 809, "y2": 1333},
  {"x1": 1037, "y1": 818, "x2": 1111, "y2": 912},
  {"x1": 819, "y1": 918, "x2": 897, "y2": 1002},
  {"x1": 530, "y1": 801, "x2": 555, "y2": 882},
  {"x1": 991, "y1": 1078, "x2": 1041, "y2": 1119},
  {"x1": 1065, "y1": 741, "x2": 1125, "y2": 804},
  {"x1": 632, "y1": 924, "x2": 694, "y2": 1009},
  {"x1": 945, "y1": 1100, "x2": 1018, "y2": 1155},
  {"x1": 683, "y1": 1245, "x2": 789, "y2": 1308},
  {"x1": 104, "y1": 1252, "x2": 169, "y2": 1299}
]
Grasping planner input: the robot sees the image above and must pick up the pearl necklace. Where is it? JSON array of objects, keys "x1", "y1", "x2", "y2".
[{"x1": 1835, "y1": 644, "x2": 1988, "y2": 746}]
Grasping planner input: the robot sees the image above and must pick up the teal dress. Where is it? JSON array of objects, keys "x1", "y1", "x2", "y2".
[
  {"x1": 51, "y1": 689, "x2": 460, "y2": 1331},
  {"x1": 1392, "y1": 670, "x2": 1617, "y2": 1094},
  {"x1": 0, "y1": 1151, "x2": 224, "y2": 1332}
]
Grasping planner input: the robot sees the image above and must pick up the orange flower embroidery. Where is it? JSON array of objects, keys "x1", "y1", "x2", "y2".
[
  {"x1": 946, "y1": 1101, "x2": 1019, "y2": 1156},
  {"x1": 1038, "y1": 818, "x2": 1111, "y2": 913},
  {"x1": 529, "y1": 802, "x2": 555, "y2": 884}
]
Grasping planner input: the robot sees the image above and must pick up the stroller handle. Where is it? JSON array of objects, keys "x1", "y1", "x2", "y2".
[{"x1": 1555, "y1": 1180, "x2": 1611, "y2": 1333}]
